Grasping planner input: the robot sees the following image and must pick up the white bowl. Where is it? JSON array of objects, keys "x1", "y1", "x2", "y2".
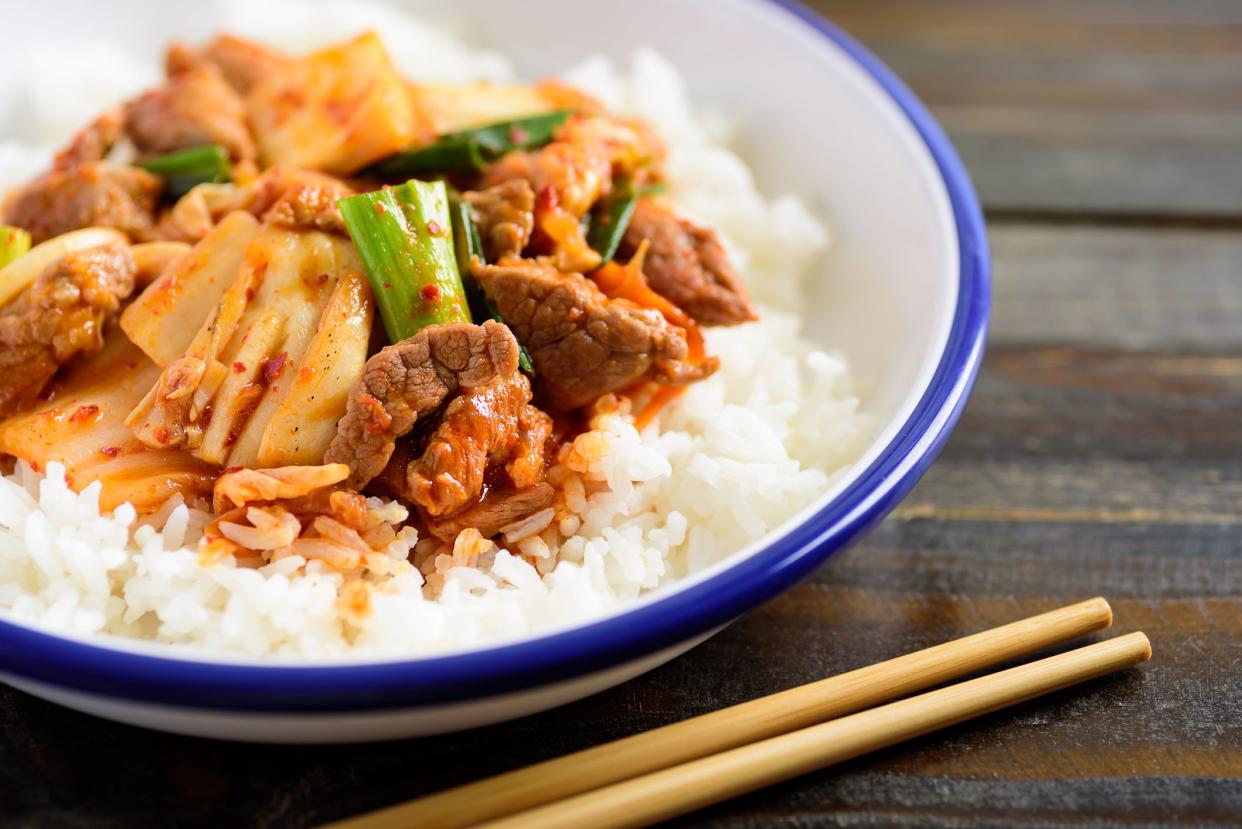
[{"x1": 0, "y1": 0, "x2": 989, "y2": 742}]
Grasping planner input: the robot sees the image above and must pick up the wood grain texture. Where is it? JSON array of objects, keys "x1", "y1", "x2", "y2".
[
  {"x1": 991, "y1": 223, "x2": 1242, "y2": 349},
  {"x1": 813, "y1": 0, "x2": 1242, "y2": 214},
  {"x1": 3, "y1": 1, "x2": 1242, "y2": 828}
]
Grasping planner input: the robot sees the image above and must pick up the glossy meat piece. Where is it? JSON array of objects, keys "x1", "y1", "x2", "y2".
[
  {"x1": 249, "y1": 168, "x2": 352, "y2": 235},
  {"x1": 125, "y1": 63, "x2": 255, "y2": 162},
  {"x1": 407, "y1": 371, "x2": 552, "y2": 517},
  {"x1": 4, "y1": 162, "x2": 162, "y2": 244},
  {"x1": 618, "y1": 199, "x2": 757, "y2": 326},
  {"x1": 166, "y1": 35, "x2": 288, "y2": 94},
  {"x1": 473, "y1": 259, "x2": 713, "y2": 410},
  {"x1": 423, "y1": 482, "x2": 555, "y2": 543},
  {"x1": 52, "y1": 108, "x2": 124, "y2": 170},
  {"x1": 152, "y1": 167, "x2": 352, "y2": 242},
  {"x1": 464, "y1": 180, "x2": 534, "y2": 262},
  {"x1": 324, "y1": 320, "x2": 519, "y2": 487},
  {"x1": 0, "y1": 243, "x2": 136, "y2": 410},
  {"x1": 480, "y1": 116, "x2": 659, "y2": 273}
]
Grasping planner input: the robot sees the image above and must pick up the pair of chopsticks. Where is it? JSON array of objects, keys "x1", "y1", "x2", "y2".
[{"x1": 326, "y1": 597, "x2": 1149, "y2": 829}]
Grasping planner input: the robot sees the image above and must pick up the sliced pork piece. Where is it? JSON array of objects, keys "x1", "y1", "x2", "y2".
[
  {"x1": 166, "y1": 35, "x2": 288, "y2": 94},
  {"x1": 464, "y1": 180, "x2": 535, "y2": 262},
  {"x1": 324, "y1": 320, "x2": 519, "y2": 487},
  {"x1": 618, "y1": 199, "x2": 757, "y2": 326},
  {"x1": 0, "y1": 242, "x2": 136, "y2": 410},
  {"x1": 473, "y1": 259, "x2": 713, "y2": 410},
  {"x1": 407, "y1": 371, "x2": 552, "y2": 517},
  {"x1": 52, "y1": 108, "x2": 125, "y2": 171},
  {"x1": 480, "y1": 116, "x2": 659, "y2": 273},
  {"x1": 125, "y1": 63, "x2": 255, "y2": 162},
  {"x1": 151, "y1": 167, "x2": 352, "y2": 242},
  {"x1": 4, "y1": 162, "x2": 162, "y2": 244},
  {"x1": 423, "y1": 482, "x2": 556, "y2": 544}
]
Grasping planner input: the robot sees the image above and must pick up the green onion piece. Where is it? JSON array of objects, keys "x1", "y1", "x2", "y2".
[
  {"x1": 587, "y1": 180, "x2": 638, "y2": 265},
  {"x1": 135, "y1": 144, "x2": 231, "y2": 199},
  {"x1": 450, "y1": 196, "x2": 485, "y2": 276},
  {"x1": 339, "y1": 180, "x2": 471, "y2": 344},
  {"x1": 0, "y1": 226, "x2": 32, "y2": 269},
  {"x1": 447, "y1": 190, "x2": 535, "y2": 376},
  {"x1": 635, "y1": 181, "x2": 668, "y2": 197},
  {"x1": 369, "y1": 137, "x2": 489, "y2": 179},
  {"x1": 367, "y1": 110, "x2": 574, "y2": 178}
]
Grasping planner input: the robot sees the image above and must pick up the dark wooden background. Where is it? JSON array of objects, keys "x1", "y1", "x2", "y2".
[{"x1": 3, "y1": 1, "x2": 1240, "y2": 826}]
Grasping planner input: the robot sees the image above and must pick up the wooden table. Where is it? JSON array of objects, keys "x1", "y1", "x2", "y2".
[{"x1": 3, "y1": 2, "x2": 1240, "y2": 826}]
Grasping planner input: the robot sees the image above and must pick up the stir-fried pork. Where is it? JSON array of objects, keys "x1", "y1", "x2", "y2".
[
  {"x1": 51, "y1": 108, "x2": 125, "y2": 171},
  {"x1": 0, "y1": 242, "x2": 136, "y2": 410},
  {"x1": 618, "y1": 199, "x2": 757, "y2": 326},
  {"x1": 4, "y1": 162, "x2": 162, "y2": 244},
  {"x1": 423, "y1": 482, "x2": 556, "y2": 543},
  {"x1": 473, "y1": 259, "x2": 713, "y2": 410},
  {"x1": 481, "y1": 116, "x2": 659, "y2": 273},
  {"x1": 407, "y1": 371, "x2": 552, "y2": 516},
  {"x1": 325, "y1": 320, "x2": 519, "y2": 487},
  {"x1": 152, "y1": 167, "x2": 352, "y2": 242},
  {"x1": 464, "y1": 180, "x2": 535, "y2": 262},
  {"x1": 166, "y1": 35, "x2": 288, "y2": 94},
  {"x1": 125, "y1": 63, "x2": 255, "y2": 162}
]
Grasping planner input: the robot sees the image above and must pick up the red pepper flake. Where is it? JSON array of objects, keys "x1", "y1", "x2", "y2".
[
  {"x1": 69, "y1": 404, "x2": 100, "y2": 425},
  {"x1": 316, "y1": 273, "x2": 329, "y2": 285},
  {"x1": 232, "y1": 361, "x2": 247, "y2": 373},
  {"x1": 100, "y1": 446, "x2": 120, "y2": 458},
  {"x1": 360, "y1": 393, "x2": 392, "y2": 433},
  {"x1": 508, "y1": 125, "x2": 529, "y2": 145},
  {"x1": 420, "y1": 284, "x2": 441, "y2": 304},
  {"x1": 245, "y1": 287, "x2": 255, "y2": 301},
  {"x1": 199, "y1": 404, "x2": 213, "y2": 429},
  {"x1": 375, "y1": 201, "x2": 387, "y2": 214},
  {"x1": 535, "y1": 185, "x2": 558, "y2": 213},
  {"x1": 426, "y1": 220, "x2": 444, "y2": 237},
  {"x1": 225, "y1": 466, "x2": 244, "y2": 474},
  {"x1": 260, "y1": 351, "x2": 289, "y2": 385},
  {"x1": 153, "y1": 427, "x2": 170, "y2": 444}
]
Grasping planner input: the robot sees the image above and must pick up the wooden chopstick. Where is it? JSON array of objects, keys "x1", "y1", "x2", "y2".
[
  {"x1": 325, "y1": 597, "x2": 1113, "y2": 829},
  {"x1": 480, "y1": 632, "x2": 1152, "y2": 829}
]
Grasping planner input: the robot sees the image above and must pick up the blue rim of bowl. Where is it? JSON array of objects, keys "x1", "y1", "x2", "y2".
[{"x1": 0, "y1": 0, "x2": 990, "y2": 713}]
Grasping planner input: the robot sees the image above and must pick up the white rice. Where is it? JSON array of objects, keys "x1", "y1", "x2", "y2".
[{"x1": 0, "y1": 2, "x2": 871, "y2": 659}]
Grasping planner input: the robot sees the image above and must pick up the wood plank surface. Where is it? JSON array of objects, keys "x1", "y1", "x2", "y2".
[
  {"x1": 815, "y1": 0, "x2": 1242, "y2": 215},
  {"x1": 990, "y1": 223, "x2": 1242, "y2": 349},
  {"x1": 3, "y1": 1, "x2": 1241, "y2": 828}
]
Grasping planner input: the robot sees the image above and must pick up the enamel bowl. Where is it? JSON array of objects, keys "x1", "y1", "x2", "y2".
[{"x1": 0, "y1": 0, "x2": 988, "y2": 742}]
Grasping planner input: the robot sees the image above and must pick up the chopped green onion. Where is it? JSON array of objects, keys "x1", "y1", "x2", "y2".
[
  {"x1": 339, "y1": 180, "x2": 471, "y2": 344},
  {"x1": 370, "y1": 137, "x2": 489, "y2": 179},
  {"x1": 449, "y1": 195, "x2": 485, "y2": 277},
  {"x1": 135, "y1": 144, "x2": 231, "y2": 199},
  {"x1": 586, "y1": 179, "x2": 638, "y2": 265},
  {"x1": 448, "y1": 189, "x2": 535, "y2": 376},
  {"x1": 0, "y1": 226, "x2": 31, "y2": 269},
  {"x1": 635, "y1": 181, "x2": 669, "y2": 197},
  {"x1": 367, "y1": 110, "x2": 574, "y2": 178}
]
